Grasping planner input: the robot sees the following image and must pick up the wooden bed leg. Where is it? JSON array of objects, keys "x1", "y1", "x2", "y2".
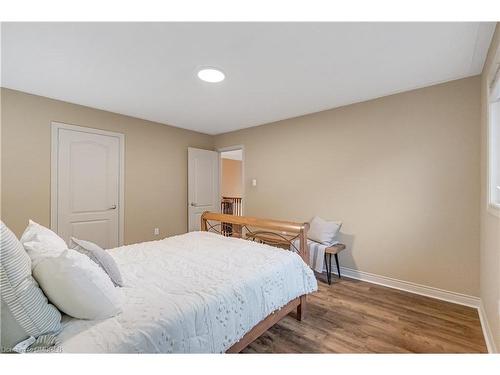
[{"x1": 297, "y1": 295, "x2": 306, "y2": 321}]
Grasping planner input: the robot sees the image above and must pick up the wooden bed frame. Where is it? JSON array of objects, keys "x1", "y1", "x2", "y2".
[{"x1": 200, "y1": 211, "x2": 311, "y2": 353}]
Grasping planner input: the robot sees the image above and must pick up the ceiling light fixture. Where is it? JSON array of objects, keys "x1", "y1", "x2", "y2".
[{"x1": 197, "y1": 68, "x2": 225, "y2": 83}]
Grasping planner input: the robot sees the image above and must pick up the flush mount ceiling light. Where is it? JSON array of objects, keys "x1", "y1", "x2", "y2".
[{"x1": 197, "y1": 68, "x2": 225, "y2": 83}]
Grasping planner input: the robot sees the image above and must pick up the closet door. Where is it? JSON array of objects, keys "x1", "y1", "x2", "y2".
[{"x1": 53, "y1": 123, "x2": 123, "y2": 248}]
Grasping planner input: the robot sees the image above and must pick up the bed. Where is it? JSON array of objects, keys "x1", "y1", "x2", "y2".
[{"x1": 55, "y1": 212, "x2": 317, "y2": 353}]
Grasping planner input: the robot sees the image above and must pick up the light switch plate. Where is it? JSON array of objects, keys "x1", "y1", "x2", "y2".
[{"x1": 154, "y1": 228, "x2": 160, "y2": 236}]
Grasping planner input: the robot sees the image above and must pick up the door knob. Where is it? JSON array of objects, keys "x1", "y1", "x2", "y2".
[
  {"x1": 190, "y1": 202, "x2": 198, "y2": 207},
  {"x1": 109, "y1": 204, "x2": 117, "y2": 210}
]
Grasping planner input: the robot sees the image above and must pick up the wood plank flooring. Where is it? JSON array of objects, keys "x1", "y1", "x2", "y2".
[{"x1": 243, "y1": 276, "x2": 487, "y2": 353}]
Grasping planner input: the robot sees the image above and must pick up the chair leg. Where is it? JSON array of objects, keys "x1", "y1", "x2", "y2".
[
  {"x1": 324, "y1": 253, "x2": 332, "y2": 285},
  {"x1": 328, "y1": 254, "x2": 332, "y2": 284},
  {"x1": 334, "y1": 253, "x2": 341, "y2": 278}
]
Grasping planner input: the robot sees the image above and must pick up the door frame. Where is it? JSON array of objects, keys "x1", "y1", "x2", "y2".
[
  {"x1": 50, "y1": 122, "x2": 125, "y2": 246},
  {"x1": 218, "y1": 145, "x2": 245, "y2": 216}
]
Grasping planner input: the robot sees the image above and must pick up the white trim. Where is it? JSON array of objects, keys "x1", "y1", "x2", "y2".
[
  {"x1": 50, "y1": 122, "x2": 125, "y2": 246},
  {"x1": 330, "y1": 266, "x2": 481, "y2": 308},
  {"x1": 218, "y1": 145, "x2": 245, "y2": 216},
  {"x1": 486, "y1": 97, "x2": 500, "y2": 214},
  {"x1": 478, "y1": 301, "x2": 498, "y2": 353},
  {"x1": 486, "y1": 41, "x2": 500, "y2": 217}
]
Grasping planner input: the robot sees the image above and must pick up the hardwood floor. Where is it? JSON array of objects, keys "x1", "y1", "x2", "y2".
[{"x1": 243, "y1": 276, "x2": 487, "y2": 353}]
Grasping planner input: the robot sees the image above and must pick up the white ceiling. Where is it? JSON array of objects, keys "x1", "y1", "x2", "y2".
[
  {"x1": 1, "y1": 22, "x2": 495, "y2": 135},
  {"x1": 221, "y1": 149, "x2": 243, "y2": 161}
]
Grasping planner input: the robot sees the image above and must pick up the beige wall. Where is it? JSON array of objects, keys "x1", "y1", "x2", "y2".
[
  {"x1": 480, "y1": 23, "x2": 500, "y2": 352},
  {"x1": 215, "y1": 76, "x2": 481, "y2": 296},
  {"x1": 221, "y1": 158, "x2": 243, "y2": 198},
  {"x1": 0, "y1": 74, "x2": 484, "y2": 299},
  {"x1": 0, "y1": 88, "x2": 213, "y2": 243}
]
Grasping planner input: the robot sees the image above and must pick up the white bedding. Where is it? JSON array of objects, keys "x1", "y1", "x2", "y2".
[{"x1": 56, "y1": 231, "x2": 317, "y2": 353}]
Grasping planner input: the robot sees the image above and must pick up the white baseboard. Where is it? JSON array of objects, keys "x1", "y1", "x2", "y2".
[
  {"x1": 478, "y1": 301, "x2": 498, "y2": 353},
  {"x1": 331, "y1": 266, "x2": 480, "y2": 308},
  {"x1": 328, "y1": 266, "x2": 500, "y2": 352}
]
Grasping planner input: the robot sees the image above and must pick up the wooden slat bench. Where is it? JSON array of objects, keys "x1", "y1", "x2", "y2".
[{"x1": 324, "y1": 243, "x2": 346, "y2": 284}]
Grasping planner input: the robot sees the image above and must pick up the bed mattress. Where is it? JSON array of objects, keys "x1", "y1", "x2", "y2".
[{"x1": 56, "y1": 231, "x2": 317, "y2": 353}]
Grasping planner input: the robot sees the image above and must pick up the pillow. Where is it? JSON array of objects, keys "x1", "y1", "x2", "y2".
[
  {"x1": 307, "y1": 216, "x2": 342, "y2": 245},
  {"x1": 1, "y1": 300, "x2": 29, "y2": 352},
  {"x1": 0, "y1": 221, "x2": 61, "y2": 352},
  {"x1": 20, "y1": 220, "x2": 68, "y2": 267},
  {"x1": 70, "y1": 237, "x2": 124, "y2": 287},
  {"x1": 33, "y1": 249, "x2": 123, "y2": 320}
]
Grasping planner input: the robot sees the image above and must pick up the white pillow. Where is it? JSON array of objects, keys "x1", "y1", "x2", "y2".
[
  {"x1": 70, "y1": 237, "x2": 124, "y2": 287},
  {"x1": 32, "y1": 249, "x2": 123, "y2": 320},
  {"x1": 20, "y1": 220, "x2": 68, "y2": 267},
  {"x1": 308, "y1": 216, "x2": 342, "y2": 245}
]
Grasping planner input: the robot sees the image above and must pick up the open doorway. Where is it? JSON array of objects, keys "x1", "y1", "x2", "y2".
[{"x1": 219, "y1": 146, "x2": 244, "y2": 217}]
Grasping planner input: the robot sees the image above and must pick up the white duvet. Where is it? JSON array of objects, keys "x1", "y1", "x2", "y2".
[{"x1": 57, "y1": 231, "x2": 317, "y2": 353}]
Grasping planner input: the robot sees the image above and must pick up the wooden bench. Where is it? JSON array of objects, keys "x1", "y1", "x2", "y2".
[{"x1": 324, "y1": 243, "x2": 346, "y2": 284}]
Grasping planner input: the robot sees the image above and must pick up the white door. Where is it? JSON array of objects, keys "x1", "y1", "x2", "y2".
[
  {"x1": 188, "y1": 147, "x2": 220, "y2": 231},
  {"x1": 52, "y1": 124, "x2": 123, "y2": 248}
]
